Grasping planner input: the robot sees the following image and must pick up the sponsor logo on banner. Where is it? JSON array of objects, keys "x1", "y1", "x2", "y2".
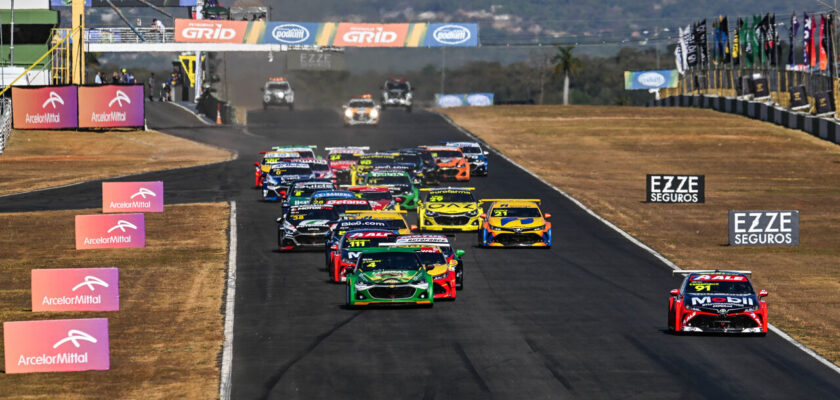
[
  {"x1": 32, "y1": 268, "x2": 119, "y2": 312},
  {"x1": 728, "y1": 210, "x2": 800, "y2": 246},
  {"x1": 78, "y1": 85, "x2": 145, "y2": 128},
  {"x1": 3, "y1": 318, "x2": 110, "y2": 373},
  {"x1": 436, "y1": 94, "x2": 465, "y2": 108},
  {"x1": 333, "y1": 23, "x2": 410, "y2": 47},
  {"x1": 624, "y1": 70, "x2": 680, "y2": 90},
  {"x1": 174, "y1": 18, "x2": 248, "y2": 43},
  {"x1": 102, "y1": 181, "x2": 164, "y2": 213},
  {"x1": 465, "y1": 93, "x2": 494, "y2": 106},
  {"x1": 75, "y1": 213, "x2": 145, "y2": 249},
  {"x1": 11, "y1": 86, "x2": 79, "y2": 129},
  {"x1": 264, "y1": 22, "x2": 318, "y2": 45},
  {"x1": 425, "y1": 23, "x2": 479, "y2": 47},
  {"x1": 435, "y1": 93, "x2": 493, "y2": 107},
  {"x1": 646, "y1": 174, "x2": 705, "y2": 203}
]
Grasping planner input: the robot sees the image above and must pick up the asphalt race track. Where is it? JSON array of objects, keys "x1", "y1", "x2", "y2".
[{"x1": 3, "y1": 103, "x2": 840, "y2": 399}]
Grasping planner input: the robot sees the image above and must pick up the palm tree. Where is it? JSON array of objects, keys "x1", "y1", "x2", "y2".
[{"x1": 552, "y1": 45, "x2": 583, "y2": 105}]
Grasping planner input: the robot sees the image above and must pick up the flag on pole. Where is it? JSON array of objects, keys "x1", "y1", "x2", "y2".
[
  {"x1": 733, "y1": 18, "x2": 741, "y2": 66},
  {"x1": 722, "y1": 17, "x2": 731, "y2": 63},
  {"x1": 819, "y1": 15, "x2": 828, "y2": 70},
  {"x1": 686, "y1": 23, "x2": 698, "y2": 67},
  {"x1": 804, "y1": 13, "x2": 812, "y2": 66},
  {"x1": 697, "y1": 19, "x2": 708, "y2": 66},
  {"x1": 789, "y1": 12, "x2": 798, "y2": 66}
]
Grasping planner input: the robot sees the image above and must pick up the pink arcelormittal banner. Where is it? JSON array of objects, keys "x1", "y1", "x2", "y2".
[
  {"x1": 75, "y1": 213, "x2": 145, "y2": 249},
  {"x1": 3, "y1": 318, "x2": 110, "y2": 373},
  {"x1": 102, "y1": 181, "x2": 164, "y2": 213},
  {"x1": 32, "y1": 268, "x2": 119, "y2": 312}
]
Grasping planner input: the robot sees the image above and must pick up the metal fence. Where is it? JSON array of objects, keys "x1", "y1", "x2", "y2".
[
  {"x1": 0, "y1": 98, "x2": 12, "y2": 156},
  {"x1": 85, "y1": 27, "x2": 175, "y2": 44}
]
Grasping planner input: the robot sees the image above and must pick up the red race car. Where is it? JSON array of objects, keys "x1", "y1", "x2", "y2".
[
  {"x1": 668, "y1": 270, "x2": 768, "y2": 335},
  {"x1": 325, "y1": 147, "x2": 368, "y2": 185},
  {"x1": 346, "y1": 185, "x2": 398, "y2": 211}
]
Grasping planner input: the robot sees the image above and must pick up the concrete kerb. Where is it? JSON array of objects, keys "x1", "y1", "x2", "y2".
[{"x1": 429, "y1": 108, "x2": 840, "y2": 377}]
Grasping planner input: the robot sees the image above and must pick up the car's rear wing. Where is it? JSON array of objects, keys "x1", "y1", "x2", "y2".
[
  {"x1": 420, "y1": 187, "x2": 475, "y2": 192},
  {"x1": 325, "y1": 146, "x2": 370, "y2": 152},
  {"x1": 672, "y1": 270, "x2": 752, "y2": 277},
  {"x1": 344, "y1": 209, "x2": 407, "y2": 215},
  {"x1": 479, "y1": 198, "x2": 541, "y2": 205},
  {"x1": 380, "y1": 242, "x2": 450, "y2": 248}
]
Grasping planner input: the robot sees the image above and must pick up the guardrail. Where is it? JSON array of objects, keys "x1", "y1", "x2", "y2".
[
  {"x1": 54, "y1": 27, "x2": 176, "y2": 44},
  {"x1": 0, "y1": 98, "x2": 13, "y2": 155}
]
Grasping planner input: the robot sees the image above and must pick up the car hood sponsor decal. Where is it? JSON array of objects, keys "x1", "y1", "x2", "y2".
[
  {"x1": 685, "y1": 293, "x2": 758, "y2": 309},
  {"x1": 426, "y1": 202, "x2": 477, "y2": 213},
  {"x1": 360, "y1": 270, "x2": 421, "y2": 283},
  {"x1": 489, "y1": 217, "x2": 543, "y2": 229},
  {"x1": 296, "y1": 219, "x2": 331, "y2": 227}
]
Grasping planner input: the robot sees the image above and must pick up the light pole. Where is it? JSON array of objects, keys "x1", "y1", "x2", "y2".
[{"x1": 194, "y1": 0, "x2": 204, "y2": 102}]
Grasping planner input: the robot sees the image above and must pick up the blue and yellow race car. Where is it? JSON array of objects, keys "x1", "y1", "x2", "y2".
[{"x1": 477, "y1": 199, "x2": 552, "y2": 248}]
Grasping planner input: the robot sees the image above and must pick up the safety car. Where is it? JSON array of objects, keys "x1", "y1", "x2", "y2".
[
  {"x1": 442, "y1": 141, "x2": 489, "y2": 176},
  {"x1": 343, "y1": 95, "x2": 380, "y2": 127},
  {"x1": 380, "y1": 78, "x2": 413, "y2": 112},
  {"x1": 420, "y1": 146, "x2": 470, "y2": 181},
  {"x1": 417, "y1": 187, "x2": 481, "y2": 232},
  {"x1": 261, "y1": 162, "x2": 313, "y2": 201},
  {"x1": 478, "y1": 199, "x2": 552, "y2": 247},
  {"x1": 276, "y1": 204, "x2": 338, "y2": 251},
  {"x1": 362, "y1": 170, "x2": 419, "y2": 210},
  {"x1": 329, "y1": 229, "x2": 399, "y2": 282},
  {"x1": 668, "y1": 270, "x2": 768, "y2": 335},
  {"x1": 345, "y1": 247, "x2": 435, "y2": 307},
  {"x1": 261, "y1": 77, "x2": 294, "y2": 110}
]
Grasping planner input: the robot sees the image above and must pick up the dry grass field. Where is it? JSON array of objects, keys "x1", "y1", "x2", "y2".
[
  {"x1": 0, "y1": 203, "x2": 229, "y2": 399},
  {"x1": 442, "y1": 105, "x2": 840, "y2": 363},
  {"x1": 0, "y1": 129, "x2": 232, "y2": 196}
]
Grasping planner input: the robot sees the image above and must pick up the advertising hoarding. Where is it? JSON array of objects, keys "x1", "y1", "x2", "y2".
[
  {"x1": 78, "y1": 85, "x2": 145, "y2": 128},
  {"x1": 11, "y1": 86, "x2": 78, "y2": 129},
  {"x1": 32, "y1": 268, "x2": 119, "y2": 312}
]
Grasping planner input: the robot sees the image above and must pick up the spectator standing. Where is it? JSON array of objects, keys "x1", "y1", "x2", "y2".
[
  {"x1": 152, "y1": 18, "x2": 166, "y2": 42},
  {"x1": 111, "y1": 71, "x2": 120, "y2": 84},
  {"x1": 147, "y1": 73, "x2": 156, "y2": 101},
  {"x1": 119, "y1": 69, "x2": 128, "y2": 84},
  {"x1": 126, "y1": 71, "x2": 136, "y2": 84},
  {"x1": 94, "y1": 71, "x2": 103, "y2": 84}
]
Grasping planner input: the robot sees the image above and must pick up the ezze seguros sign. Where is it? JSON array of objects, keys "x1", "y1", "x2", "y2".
[
  {"x1": 728, "y1": 210, "x2": 799, "y2": 246},
  {"x1": 646, "y1": 174, "x2": 705, "y2": 203}
]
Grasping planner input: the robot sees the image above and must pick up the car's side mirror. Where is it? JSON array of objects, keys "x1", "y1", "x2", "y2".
[
  {"x1": 669, "y1": 289, "x2": 679, "y2": 296},
  {"x1": 480, "y1": 213, "x2": 487, "y2": 219},
  {"x1": 758, "y1": 289, "x2": 768, "y2": 297},
  {"x1": 395, "y1": 198, "x2": 403, "y2": 203},
  {"x1": 330, "y1": 244, "x2": 338, "y2": 250},
  {"x1": 484, "y1": 151, "x2": 489, "y2": 155},
  {"x1": 275, "y1": 217, "x2": 283, "y2": 223},
  {"x1": 544, "y1": 213, "x2": 552, "y2": 219},
  {"x1": 410, "y1": 224, "x2": 418, "y2": 231},
  {"x1": 456, "y1": 249, "x2": 465, "y2": 257},
  {"x1": 254, "y1": 162, "x2": 260, "y2": 166}
]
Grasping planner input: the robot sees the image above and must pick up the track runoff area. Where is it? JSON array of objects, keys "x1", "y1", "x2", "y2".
[{"x1": 210, "y1": 107, "x2": 840, "y2": 399}]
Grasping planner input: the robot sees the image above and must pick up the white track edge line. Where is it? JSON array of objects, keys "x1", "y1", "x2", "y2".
[
  {"x1": 220, "y1": 200, "x2": 237, "y2": 400},
  {"x1": 431, "y1": 109, "x2": 840, "y2": 376},
  {"x1": 168, "y1": 101, "x2": 215, "y2": 126}
]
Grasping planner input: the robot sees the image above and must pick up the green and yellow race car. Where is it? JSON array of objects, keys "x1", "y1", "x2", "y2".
[
  {"x1": 345, "y1": 247, "x2": 435, "y2": 307},
  {"x1": 362, "y1": 170, "x2": 419, "y2": 210},
  {"x1": 417, "y1": 187, "x2": 481, "y2": 232}
]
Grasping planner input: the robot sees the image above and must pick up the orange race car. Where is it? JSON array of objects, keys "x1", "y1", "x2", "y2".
[{"x1": 419, "y1": 146, "x2": 470, "y2": 181}]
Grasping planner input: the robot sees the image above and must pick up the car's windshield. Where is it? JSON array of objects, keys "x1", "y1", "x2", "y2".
[
  {"x1": 416, "y1": 251, "x2": 446, "y2": 265},
  {"x1": 349, "y1": 100, "x2": 375, "y2": 108},
  {"x1": 431, "y1": 150, "x2": 463, "y2": 158},
  {"x1": 287, "y1": 209, "x2": 337, "y2": 221},
  {"x1": 307, "y1": 163, "x2": 330, "y2": 171},
  {"x1": 359, "y1": 157, "x2": 394, "y2": 166},
  {"x1": 268, "y1": 82, "x2": 289, "y2": 90},
  {"x1": 358, "y1": 252, "x2": 422, "y2": 271},
  {"x1": 360, "y1": 191, "x2": 392, "y2": 201},
  {"x1": 290, "y1": 150, "x2": 315, "y2": 158},
  {"x1": 329, "y1": 153, "x2": 360, "y2": 161},
  {"x1": 394, "y1": 154, "x2": 421, "y2": 166},
  {"x1": 270, "y1": 167, "x2": 311, "y2": 176},
  {"x1": 384, "y1": 219, "x2": 408, "y2": 231},
  {"x1": 367, "y1": 176, "x2": 410, "y2": 185},
  {"x1": 490, "y1": 207, "x2": 542, "y2": 218},
  {"x1": 426, "y1": 191, "x2": 475, "y2": 202},
  {"x1": 341, "y1": 233, "x2": 395, "y2": 248},
  {"x1": 459, "y1": 146, "x2": 481, "y2": 154},
  {"x1": 331, "y1": 203, "x2": 372, "y2": 212},
  {"x1": 685, "y1": 276, "x2": 755, "y2": 295},
  {"x1": 386, "y1": 81, "x2": 409, "y2": 91},
  {"x1": 289, "y1": 185, "x2": 331, "y2": 197}
]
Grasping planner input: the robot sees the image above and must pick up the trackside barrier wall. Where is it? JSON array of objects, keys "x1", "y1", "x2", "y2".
[
  {"x1": 0, "y1": 98, "x2": 12, "y2": 155},
  {"x1": 11, "y1": 85, "x2": 145, "y2": 130},
  {"x1": 647, "y1": 96, "x2": 840, "y2": 146}
]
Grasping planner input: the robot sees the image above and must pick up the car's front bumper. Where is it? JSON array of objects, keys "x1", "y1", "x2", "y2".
[
  {"x1": 345, "y1": 114, "x2": 379, "y2": 125},
  {"x1": 383, "y1": 97, "x2": 411, "y2": 106},
  {"x1": 481, "y1": 227, "x2": 551, "y2": 247},
  {"x1": 679, "y1": 310, "x2": 766, "y2": 333},
  {"x1": 421, "y1": 213, "x2": 480, "y2": 231},
  {"x1": 437, "y1": 166, "x2": 470, "y2": 181},
  {"x1": 349, "y1": 282, "x2": 433, "y2": 305}
]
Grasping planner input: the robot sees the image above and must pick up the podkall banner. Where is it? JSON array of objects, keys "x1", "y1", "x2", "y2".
[
  {"x1": 424, "y1": 23, "x2": 479, "y2": 47},
  {"x1": 102, "y1": 181, "x2": 164, "y2": 213},
  {"x1": 435, "y1": 93, "x2": 495, "y2": 108},
  {"x1": 75, "y1": 213, "x2": 145, "y2": 250},
  {"x1": 32, "y1": 268, "x2": 119, "y2": 312},
  {"x1": 3, "y1": 318, "x2": 110, "y2": 374},
  {"x1": 78, "y1": 85, "x2": 145, "y2": 128},
  {"x1": 12, "y1": 86, "x2": 78, "y2": 129}
]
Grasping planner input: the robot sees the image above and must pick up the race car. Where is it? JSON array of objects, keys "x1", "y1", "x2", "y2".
[
  {"x1": 346, "y1": 185, "x2": 398, "y2": 211},
  {"x1": 261, "y1": 77, "x2": 295, "y2": 110},
  {"x1": 329, "y1": 229, "x2": 399, "y2": 282},
  {"x1": 394, "y1": 148, "x2": 441, "y2": 185},
  {"x1": 326, "y1": 147, "x2": 369, "y2": 184},
  {"x1": 362, "y1": 170, "x2": 419, "y2": 210},
  {"x1": 442, "y1": 141, "x2": 489, "y2": 176},
  {"x1": 309, "y1": 190, "x2": 357, "y2": 205},
  {"x1": 417, "y1": 187, "x2": 481, "y2": 232},
  {"x1": 380, "y1": 78, "x2": 413, "y2": 112},
  {"x1": 477, "y1": 199, "x2": 552, "y2": 248},
  {"x1": 325, "y1": 219, "x2": 390, "y2": 267},
  {"x1": 343, "y1": 95, "x2": 381, "y2": 127},
  {"x1": 668, "y1": 270, "x2": 768, "y2": 335},
  {"x1": 324, "y1": 198, "x2": 373, "y2": 218},
  {"x1": 345, "y1": 247, "x2": 434, "y2": 307},
  {"x1": 276, "y1": 204, "x2": 339, "y2": 251},
  {"x1": 344, "y1": 210, "x2": 416, "y2": 235},
  {"x1": 271, "y1": 145, "x2": 318, "y2": 159},
  {"x1": 382, "y1": 243, "x2": 456, "y2": 300},
  {"x1": 419, "y1": 146, "x2": 470, "y2": 181},
  {"x1": 297, "y1": 158, "x2": 335, "y2": 180},
  {"x1": 254, "y1": 151, "x2": 300, "y2": 187},
  {"x1": 350, "y1": 153, "x2": 398, "y2": 185},
  {"x1": 261, "y1": 162, "x2": 314, "y2": 201},
  {"x1": 394, "y1": 234, "x2": 465, "y2": 290},
  {"x1": 284, "y1": 180, "x2": 338, "y2": 207}
]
